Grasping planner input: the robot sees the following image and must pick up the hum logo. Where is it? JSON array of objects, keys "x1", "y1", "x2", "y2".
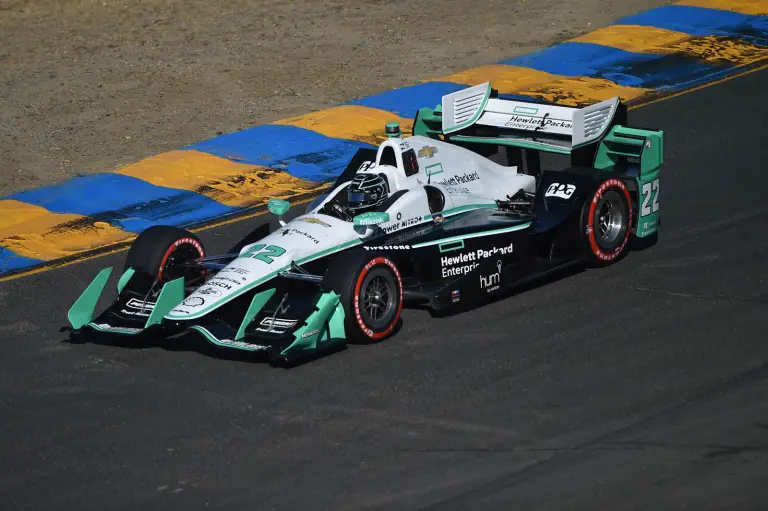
[{"x1": 480, "y1": 260, "x2": 503, "y2": 293}]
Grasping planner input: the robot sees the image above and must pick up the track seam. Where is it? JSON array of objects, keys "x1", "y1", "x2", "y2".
[{"x1": 619, "y1": 285, "x2": 768, "y2": 305}]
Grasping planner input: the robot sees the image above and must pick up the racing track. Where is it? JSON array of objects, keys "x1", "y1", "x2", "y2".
[{"x1": 1, "y1": 69, "x2": 767, "y2": 510}]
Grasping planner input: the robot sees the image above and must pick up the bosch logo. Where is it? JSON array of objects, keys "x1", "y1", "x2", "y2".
[{"x1": 197, "y1": 287, "x2": 221, "y2": 297}]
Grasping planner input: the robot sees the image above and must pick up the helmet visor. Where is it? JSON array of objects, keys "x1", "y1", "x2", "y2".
[{"x1": 348, "y1": 191, "x2": 370, "y2": 205}]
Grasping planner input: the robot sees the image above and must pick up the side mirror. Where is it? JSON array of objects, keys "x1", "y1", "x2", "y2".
[
  {"x1": 353, "y1": 211, "x2": 389, "y2": 227},
  {"x1": 267, "y1": 199, "x2": 291, "y2": 226},
  {"x1": 353, "y1": 211, "x2": 390, "y2": 239}
]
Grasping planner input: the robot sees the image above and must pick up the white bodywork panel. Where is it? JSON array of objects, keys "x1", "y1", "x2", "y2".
[
  {"x1": 441, "y1": 82, "x2": 619, "y2": 148},
  {"x1": 165, "y1": 135, "x2": 535, "y2": 321}
]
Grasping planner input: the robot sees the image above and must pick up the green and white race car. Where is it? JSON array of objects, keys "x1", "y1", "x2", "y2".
[{"x1": 66, "y1": 83, "x2": 664, "y2": 366}]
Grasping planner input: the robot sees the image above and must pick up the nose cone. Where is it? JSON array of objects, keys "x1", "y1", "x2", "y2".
[{"x1": 164, "y1": 213, "x2": 350, "y2": 321}]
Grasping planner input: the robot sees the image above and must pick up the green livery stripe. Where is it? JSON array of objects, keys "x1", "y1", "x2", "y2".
[
  {"x1": 425, "y1": 163, "x2": 444, "y2": 176},
  {"x1": 295, "y1": 238, "x2": 362, "y2": 264},
  {"x1": 412, "y1": 222, "x2": 532, "y2": 248},
  {"x1": 439, "y1": 240, "x2": 465, "y2": 253},
  {"x1": 425, "y1": 203, "x2": 497, "y2": 221},
  {"x1": 513, "y1": 106, "x2": 538, "y2": 115}
]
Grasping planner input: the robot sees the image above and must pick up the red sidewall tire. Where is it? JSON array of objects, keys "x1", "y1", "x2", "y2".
[
  {"x1": 351, "y1": 256, "x2": 403, "y2": 341},
  {"x1": 124, "y1": 226, "x2": 206, "y2": 293},
  {"x1": 584, "y1": 178, "x2": 632, "y2": 265},
  {"x1": 157, "y1": 236, "x2": 205, "y2": 281},
  {"x1": 324, "y1": 251, "x2": 403, "y2": 344}
]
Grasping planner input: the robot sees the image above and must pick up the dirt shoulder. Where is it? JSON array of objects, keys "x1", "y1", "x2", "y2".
[{"x1": 0, "y1": 0, "x2": 671, "y2": 196}]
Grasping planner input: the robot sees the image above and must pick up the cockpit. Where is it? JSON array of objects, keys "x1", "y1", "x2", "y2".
[{"x1": 311, "y1": 131, "x2": 450, "y2": 222}]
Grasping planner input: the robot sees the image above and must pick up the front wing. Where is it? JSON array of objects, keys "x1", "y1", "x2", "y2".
[{"x1": 67, "y1": 266, "x2": 347, "y2": 363}]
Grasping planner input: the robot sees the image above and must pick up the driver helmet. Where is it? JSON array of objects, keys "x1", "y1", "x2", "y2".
[{"x1": 347, "y1": 173, "x2": 389, "y2": 212}]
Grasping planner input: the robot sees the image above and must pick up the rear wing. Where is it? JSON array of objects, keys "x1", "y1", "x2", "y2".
[{"x1": 414, "y1": 82, "x2": 626, "y2": 155}]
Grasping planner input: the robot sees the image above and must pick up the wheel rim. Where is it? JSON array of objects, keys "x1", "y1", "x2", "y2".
[
  {"x1": 359, "y1": 268, "x2": 397, "y2": 330},
  {"x1": 593, "y1": 190, "x2": 627, "y2": 251}
]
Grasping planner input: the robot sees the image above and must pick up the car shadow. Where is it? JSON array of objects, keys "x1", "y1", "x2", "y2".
[
  {"x1": 415, "y1": 261, "x2": 587, "y2": 319},
  {"x1": 62, "y1": 327, "x2": 348, "y2": 369},
  {"x1": 344, "y1": 318, "x2": 405, "y2": 346}
]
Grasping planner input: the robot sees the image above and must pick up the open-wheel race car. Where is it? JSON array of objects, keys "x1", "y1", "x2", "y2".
[{"x1": 67, "y1": 82, "x2": 664, "y2": 366}]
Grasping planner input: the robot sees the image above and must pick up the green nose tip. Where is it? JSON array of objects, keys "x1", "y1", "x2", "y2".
[{"x1": 385, "y1": 122, "x2": 402, "y2": 138}]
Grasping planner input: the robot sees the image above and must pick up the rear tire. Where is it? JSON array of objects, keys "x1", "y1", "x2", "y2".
[
  {"x1": 323, "y1": 251, "x2": 403, "y2": 344},
  {"x1": 580, "y1": 178, "x2": 632, "y2": 266},
  {"x1": 123, "y1": 225, "x2": 206, "y2": 294}
]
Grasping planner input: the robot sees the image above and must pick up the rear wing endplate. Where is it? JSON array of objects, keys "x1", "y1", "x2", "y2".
[{"x1": 440, "y1": 82, "x2": 621, "y2": 149}]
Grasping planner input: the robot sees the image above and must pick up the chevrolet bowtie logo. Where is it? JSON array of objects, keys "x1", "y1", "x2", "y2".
[
  {"x1": 299, "y1": 217, "x2": 331, "y2": 228},
  {"x1": 418, "y1": 146, "x2": 438, "y2": 158}
]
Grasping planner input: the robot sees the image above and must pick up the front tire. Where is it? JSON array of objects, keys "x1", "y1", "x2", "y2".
[
  {"x1": 580, "y1": 178, "x2": 632, "y2": 266},
  {"x1": 324, "y1": 251, "x2": 403, "y2": 344},
  {"x1": 123, "y1": 225, "x2": 206, "y2": 294}
]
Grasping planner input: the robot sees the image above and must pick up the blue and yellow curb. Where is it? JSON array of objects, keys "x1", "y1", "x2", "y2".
[{"x1": 1, "y1": 0, "x2": 766, "y2": 277}]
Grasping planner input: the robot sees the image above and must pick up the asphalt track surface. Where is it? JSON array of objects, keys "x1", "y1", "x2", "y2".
[{"x1": 2, "y1": 69, "x2": 767, "y2": 510}]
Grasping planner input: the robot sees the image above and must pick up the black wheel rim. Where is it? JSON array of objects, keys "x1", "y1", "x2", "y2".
[
  {"x1": 359, "y1": 268, "x2": 397, "y2": 330},
  {"x1": 161, "y1": 243, "x2": 203, "y2": 282}
]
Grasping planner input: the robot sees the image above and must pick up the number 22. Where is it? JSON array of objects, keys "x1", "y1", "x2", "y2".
[
  {"x1": 641, "y1": 178, "x2": 660, "y2": 217},
  {"x1": 243, "y1": 244, "x2": 286, "y2": 263}
]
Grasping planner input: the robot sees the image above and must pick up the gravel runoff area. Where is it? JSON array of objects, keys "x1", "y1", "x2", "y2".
[{"x1": 0, "y1": 0, "x2": 672, "y2": 196}]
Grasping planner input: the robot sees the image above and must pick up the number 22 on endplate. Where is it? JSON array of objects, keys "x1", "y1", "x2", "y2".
[{"x1": 641, "y1": 178, "x2": 660, "y2": 216}]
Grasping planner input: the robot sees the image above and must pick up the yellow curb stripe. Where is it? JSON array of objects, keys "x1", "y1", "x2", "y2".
[
  {"x1": 273, "y1": 105, "x2": 414, "y2": 145},
  {"x1": 0, "y1": 200, "x2": 133, "y2": 261},
  {"x1": 573, "y1": 24, "x2": 768, "y2": 67},
  {"x1": 115, "y1": 150, "x2": 323, "y2": 208},
  {"x1": 436, "y1": 64, "x2": 652, "y2": 106}
]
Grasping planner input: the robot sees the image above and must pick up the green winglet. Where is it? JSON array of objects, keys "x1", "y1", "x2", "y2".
[
  {"x1": 235, "y1": 288, "x2": 276, "y2": 340},
  {"x1": 282, "y1": 291, "x2": 345, "y2": 357},
  {"x1": 144, "y1": 277, "x2": 185, "y2": 328},
  {"x1": 68, "y1": 267, "x2": 113, "y2": 330},
  {"x1": 117, "y1": 268, "x2": 135, "y2": 294},
  {"x1": 326, "y1": 298, "x2": 346, "y2": 339}
]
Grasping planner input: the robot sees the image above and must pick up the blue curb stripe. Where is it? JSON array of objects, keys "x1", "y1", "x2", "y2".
[
  {"x1": 186, "y1": 125, "x2": 375, "y2": 183},
  {"x1": 8, "y1": 173, "x2": 240, "y2": 234},
  {"x1": 502, "y1": 44, "x2": 661, "y2": 85},
  {"x1": 347, "y1": 82, "x2": 469, "y2": 117},
  {"x1": 0, "y1": 248, "x2": 45, "y2": 273},
  {"x1": 501, "y1": 42, "x2": 748, "y2": 90},
  {"x1": 617, "y1": 6, "x2": 768, "y2": 47}
]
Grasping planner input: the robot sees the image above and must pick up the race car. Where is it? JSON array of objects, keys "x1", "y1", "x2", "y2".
[{"x1": 66, "y1": 82, "x2": 664, "y2": 365}]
